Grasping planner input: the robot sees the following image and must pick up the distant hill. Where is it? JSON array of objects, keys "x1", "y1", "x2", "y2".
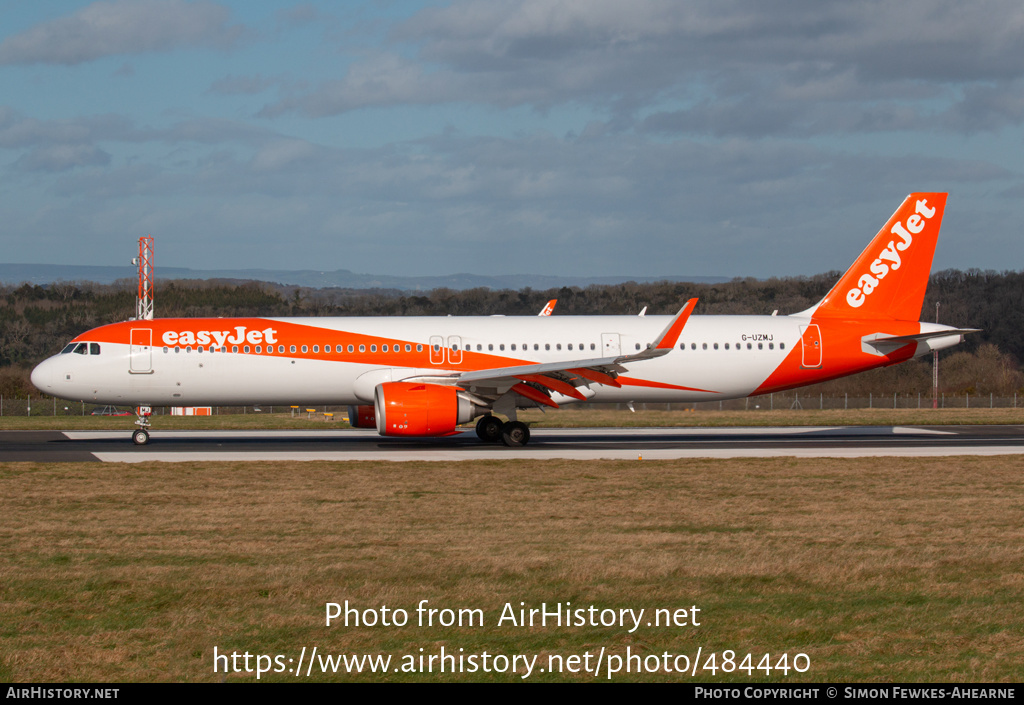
[{"x1": 0, "y1": 264, "x2": 727, "y2": 290}]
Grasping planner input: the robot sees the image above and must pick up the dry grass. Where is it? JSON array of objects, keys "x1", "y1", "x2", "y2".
[{"x1": 2, "y1": 457, "x2": 1023, "y2": 682}]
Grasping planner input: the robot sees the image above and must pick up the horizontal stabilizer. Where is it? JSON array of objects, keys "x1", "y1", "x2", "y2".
[{"x1": 867, "y1": 328, "x2": 980, "y2": 346}]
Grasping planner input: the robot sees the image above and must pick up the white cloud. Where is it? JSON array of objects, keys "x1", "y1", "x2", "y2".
[
  {"x1": 263, "y1": 0, "x2": 1024, "y2": 135},
  {"x1": 0, "y1": 0, "x2": 244, "y2": 66},
  {"x1": 15, "y1": 144, "x2": 111, "y2": 172}
]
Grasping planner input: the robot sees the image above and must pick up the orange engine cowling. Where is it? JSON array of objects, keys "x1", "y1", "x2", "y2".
[
  {"x1": 346, "y1": 405, "x2": 376, "y2": 429},
  {"x1": 374, "y1": 382, "x2": 480, "y2": 437}
]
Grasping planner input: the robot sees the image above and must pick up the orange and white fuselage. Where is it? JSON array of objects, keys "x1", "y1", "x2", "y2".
[
  {"x1": 31, "y1": 313, "x2": 963, "y2": 406},
  {"x1": 30, "y1": 193, "x2": 973, "y2": 445}
]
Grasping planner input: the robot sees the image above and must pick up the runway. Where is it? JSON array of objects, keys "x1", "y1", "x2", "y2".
[{"x1": 2, "y1": 425, "x2": 1024, "y2": 462}]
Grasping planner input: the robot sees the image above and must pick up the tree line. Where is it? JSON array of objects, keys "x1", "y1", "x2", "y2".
[{"x1": 1, "y1": 269, "x2": 1021, "y2": 398}]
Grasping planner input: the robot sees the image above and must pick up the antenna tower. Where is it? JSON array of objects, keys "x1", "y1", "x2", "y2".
[{"x1": 136, "y1": 235, "x2": 154, "y2": 320}]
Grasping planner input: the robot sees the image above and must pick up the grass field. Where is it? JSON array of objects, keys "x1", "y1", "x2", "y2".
[
  {"x1": 1, "y1": 407, "x2": 1023, "y2": 431},
  {"x1": 2, "y1": 457, "x2": 1022, "y2": 682}
]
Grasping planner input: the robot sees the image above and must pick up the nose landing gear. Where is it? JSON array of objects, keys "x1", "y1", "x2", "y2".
[{"x1": 133, "y1": 406, "x2": 152, "y2": 445}]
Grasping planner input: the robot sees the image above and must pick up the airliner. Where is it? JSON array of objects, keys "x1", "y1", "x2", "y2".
[{"x1": 31, "y1": 193, "x2": 975, "y2": 446}]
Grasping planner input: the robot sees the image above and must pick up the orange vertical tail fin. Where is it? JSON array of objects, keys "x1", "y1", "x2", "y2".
[{"x1": 811, "y1": 193, "x2": 946, "y2": 321}]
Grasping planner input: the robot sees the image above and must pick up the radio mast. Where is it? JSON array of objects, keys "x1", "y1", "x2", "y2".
[{"x1": 135, "y1": 236, "x2": 154, "y2": 320}]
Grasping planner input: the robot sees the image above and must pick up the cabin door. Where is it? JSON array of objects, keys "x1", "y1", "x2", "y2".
[
  {"x1": 130, "y1": 328, "x2": 153, "y2": 374},
  {"x1": 800, "y1": 324, "x2": 822, "y2": 369}
]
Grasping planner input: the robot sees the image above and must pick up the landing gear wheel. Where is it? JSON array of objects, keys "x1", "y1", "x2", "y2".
[
  {"x1": 476, "y1": 415, "x2": 503, "y2": 443},
  {"x1": 500, "y1": 421, "x2": 530, "y2": 447},
  {"x1": 132, "y1": 429, "x2": 150, "y2": 446}
]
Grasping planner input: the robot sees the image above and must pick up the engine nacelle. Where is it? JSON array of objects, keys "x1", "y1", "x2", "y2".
[
  {"x1": 346, "y1": 405, "x2": 376, "y2": 429},
  {"x1": 374, "y1": 382, "x2": 480, "y2": 437}
]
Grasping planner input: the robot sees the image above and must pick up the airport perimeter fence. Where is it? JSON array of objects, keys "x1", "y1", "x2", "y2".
[{"x1": 1, "y1": 393, "x2": 1022, "y2": 417}]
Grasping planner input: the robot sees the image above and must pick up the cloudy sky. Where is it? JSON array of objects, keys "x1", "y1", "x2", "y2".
[{"x1": 1, "y1": 0, "x2": 1023, "y2": 280}]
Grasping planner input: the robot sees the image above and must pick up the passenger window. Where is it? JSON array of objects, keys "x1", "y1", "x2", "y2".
[
  {"x1": 780, "y1": 343, "x2": 786, "y2": 350},
  {"x1": 243, "y1": 346, "x2": 249, "y2": 353},
  {"x1": 232, "y1": 346, "x2": 238, "y2": 353},
  {"x1": 406, "y1": 344, "x2": 412, "y2": 352},
  {"x1": 313, "y1": 345, "x2": 320, "y2": 353},
  {"x1": 567, "y1": 344, "x2": 572, "y2": 351},
  {"x1": 511, "y1": 344, "x2": 516, "y2": 351},
  {"x1": 348, "y1": 345, "x2": 354, "y2": 353},
  {"x1": 416, "y1": 344, "x2": 423, "y2": 352},
  {"x1": 303, "y1": 345, "x2": 310, "y2": 353},
  {"x1": 381, "y1": 345, "x2": 387, "y2": 352},
  {"x1": 725, "y1": 343, "x2": 730, "y2": 350}
]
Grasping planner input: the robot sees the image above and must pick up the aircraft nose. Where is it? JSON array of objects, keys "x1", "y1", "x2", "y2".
[{"x1": 31, "y1": 358, "x2": 53, "y2": 394}]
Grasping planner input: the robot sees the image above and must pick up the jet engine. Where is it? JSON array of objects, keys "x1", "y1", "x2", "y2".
[
  {"x1": 374, "y1": 382, "x2": 482, "y2": 437},
  {"x1": 346, "y1": 405, "x2": 376, "y2": 429}
]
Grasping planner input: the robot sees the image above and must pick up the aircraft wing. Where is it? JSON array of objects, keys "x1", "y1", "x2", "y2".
[{"x1": 449, "y1": 298, "x2": 698, "y2": 406}]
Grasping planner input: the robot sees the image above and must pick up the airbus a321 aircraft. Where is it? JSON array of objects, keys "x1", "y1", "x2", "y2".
[{"x1": 32, "y1": 193, "x2": 975, "y2": 447}]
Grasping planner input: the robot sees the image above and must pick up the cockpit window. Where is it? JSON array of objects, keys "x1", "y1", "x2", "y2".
[{"x1": 61, "y1": 342, "x2": 98, "y2": 355}]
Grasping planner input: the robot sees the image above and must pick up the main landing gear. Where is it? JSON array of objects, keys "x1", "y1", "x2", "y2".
[
  {"x1": 132, "y1": 405, "x2": 152, "y2": 445},
  {"x1": 475, "y1": 415, "x2": 531, "y2": 447}
]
